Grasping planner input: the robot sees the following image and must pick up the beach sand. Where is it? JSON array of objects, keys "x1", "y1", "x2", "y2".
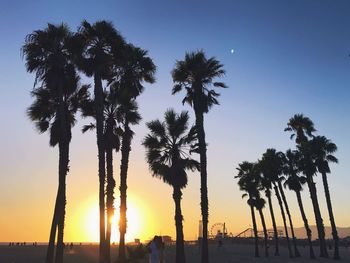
[{"x1": 1, "y1": 243, "x2": 349, "y2": 263}]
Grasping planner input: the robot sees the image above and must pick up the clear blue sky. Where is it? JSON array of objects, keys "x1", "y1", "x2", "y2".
[{"x1": 0, "y1": 0, "x2": 349, "y2": 241}]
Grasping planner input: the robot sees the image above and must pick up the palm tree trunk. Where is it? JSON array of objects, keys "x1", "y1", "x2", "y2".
[
  {"x1": 278, "y1": 181, "x2": 300, "y2": 257},
  {"x1": 173, "y1": 187, "x2": 186, "y2": 263},
  {"x1": 249, "y1": 198, "x2": 259, "y2": 257},
  {"x1": 194, "y1": 107, "x2": 209, "y2": 263},
  {"x1": 321, "y1": 172, "x2": 340, "y2": 260},
  {"x1": 94, "y1": 73, "x2": 107, "y2": 263},
  {"x1": 54, "y1": 83, "x2": 70, "y2": 263},
  {"x1": 266, "y1": 190, "x2": 279, "y2": 256},
  {"x1": 118, "y1": 122, "x2": 131, "y2": 263},
  {"x1": 295, "y1": 190, "x2": 315, "y2": 259},
  {"x1": 105, "y1": 147, "x2": 115, "y2": 263},
  {"x1": 258, "y1": 208, "x2": 269, "y2": 257},
  {"x1": 55, "y1": 141, "x2": 69, "y2": 263},
  {"x1": 306, "y1": 175, "x2": 328, "y2": 258},
  {"x1": 273, "y1": 184, "x2": 293, "y2": 258},
  {"x1": 45, "y1": 188, "x2": 59, "y2": 263}
]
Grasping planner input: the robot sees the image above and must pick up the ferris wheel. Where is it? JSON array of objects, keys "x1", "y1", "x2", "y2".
[{"x1": 210, "y1": 223, "x2": 227, "y2": 238}]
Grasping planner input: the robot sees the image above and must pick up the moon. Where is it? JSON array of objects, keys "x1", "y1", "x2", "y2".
[{"x1": 230, "y1": 49, "x2": 235, "y2": 54}]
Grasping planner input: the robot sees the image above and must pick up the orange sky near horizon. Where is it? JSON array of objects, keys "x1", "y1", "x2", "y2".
[{"x1": 1, "y1": 122, "x2": 349, "y2": 243}]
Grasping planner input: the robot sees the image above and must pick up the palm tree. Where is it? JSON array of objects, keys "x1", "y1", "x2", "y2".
[
  {"x1": 257, "y1": 159, "x2": 280, "y2": 256},
  {"x1": 111, "y1": 43, "x2": 156, "y2": 262},
  {"x1": 313, "y1": 136, "x2": 340, "y2": 259},
  {"x1": 285, "y1": 114, "x2": 328, "y2": 258},
  {"x1": 275, "y1": 153, "x2": 300, "y2": 257},
  {"x1": 143, "y1": 109, "x2": 200, "y2": 263},
  {"x1": 260, "y1": 149, "x2": 293, "y2": 258},
  {"x1": 254, "y1": 197, "x2": 269, "y2": 257},
  {"x1": 283, "y1": 149, "x2": 315, "y2": 259},
  {"x1": 172, "y1": 51, "x2": 227, "y2": 263},
  {"x1": 23, "y1": 23, "x2": 88, "y2": 263},
  {"x1": 80, "y1": 88, "x2": 121, "y2": 262},
  {"x1": 77, "y1": 20, "x2": 125, "y2": 263},
  {"x1": 113, "y1": 89, "x2": 142, "y2": 263},
  {"x1": 236, "y1": 162, "x2": 260, "y2": 258},
  {"x1": 298, "y1": 140, "x2": 328, "y2": 258}
]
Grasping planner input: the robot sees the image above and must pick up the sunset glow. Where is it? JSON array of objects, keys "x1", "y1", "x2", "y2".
[{"x1": 70, "y1": 195, "x2": 148, "y2": 243}]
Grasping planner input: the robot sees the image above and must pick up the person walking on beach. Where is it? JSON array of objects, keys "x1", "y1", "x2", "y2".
[{"x1": 148, "y1": 236, "x2": 165, "y2": 263}]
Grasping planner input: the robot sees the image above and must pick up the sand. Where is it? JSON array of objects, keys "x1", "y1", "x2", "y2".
[{"x1": 1, "y1": 243, "x2": 349, "y2": 263}]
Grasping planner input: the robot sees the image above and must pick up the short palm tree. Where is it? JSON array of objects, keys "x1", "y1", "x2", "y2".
[
  {"x1": 285, "y1": 114, "x2": 328, "y2": 258},
  {"x1": 143, "y1": 109, "x2": 200, "y2": 263},
  {"x1": 23, "y1": 23, "x2": 88, "y2": 263},
  {"x1": 313, "y1": 136, "x2": 340, "y2": 259},
  {"x1": 257, "y1": 159, "x2": 280, "y2": 256},
  {"x1": 283, "y1": 149, "x2": 315, "y2": 259},
  {"x1": 260, "y1": 149, "x2": 293, "y2": 258},
  {"x1": 77, "y1": 20, "x2": 125, "y2": 263},
  {"x1": 172, "y1": 51, "x2": 227, "y2": 263},
  {"x1": 275, "y1": 152, "x2": 300, "y2": 257},
  {"x1": 254, "y1": 196, "x2": 269, "y2": 257},
  {"x1": 111, "y1": 43, "x2": 156, "y2": 262},
  {"x1": 236, "y1": 162, "x2": 260, "y2": 258}
]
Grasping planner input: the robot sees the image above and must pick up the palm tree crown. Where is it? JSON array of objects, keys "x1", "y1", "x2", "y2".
[
  {"x1": 81, "y1": 88, "x2": 121, "y2": 151},
  {"x1": 172, "y1": 50, "x2": 227, "y2": 113},
  {"x1": 282, "y1": 150, "x2": 306, "y2": 192},
  {"x1": 260, "y1": 148, "x2": 285, "y2": 183},
  {"x1": 143, "y1": 109, "x2": 200, "y2": 187},
  {"x1": 28, "y1": 84, "x2": 89, "y2": 146},
  {"x1": 112, "y1": 43, "x2": 156, "y2": 99},
  {"x1": 285, "y1": 114, "x2": 316, "y2": 144},
  {"x1": 76, "y1": 20, "x2": 125, "y2": 78},
  {"x1": 312, "y1": 136, "x2": 338, "y2": 174},
  {"x1": 236, "y1": 162, "x2": 260, "y2": 198}
]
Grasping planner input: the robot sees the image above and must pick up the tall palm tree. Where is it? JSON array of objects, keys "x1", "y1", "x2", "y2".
[
  {"x1": 113, "y1": 88, "x2": 142, "y2": 262},
  {"x1": 77, "y1": 20, "x2": 125, "y2": 263},
  {"x1": 298, "y1": 140, "x2": 328, "y2": 258},
  {"x1": 260, "y1": 149, "x2": 293, "y2": 258},
  {"x1": 143, "y1": 109, "x2": 200, "y2": 263},
  {"x1": 257, "y1": 159, "x2": 280, "y2": 256},
  {"x1": 285, "y1": 114, "x2": 328, "y2": 258},
  {"x1": 111, "y1": 43, "x2": 156, "y2": 262},
  {"x1": 23, "y1": 23, "x2": 88, "y2": 263},
  {"x1": 254, "y1": 197, "x2": 269, "y2": 257},
  {"x1": 80, "y1": 88, "x2": 121, "y2": 262},
  {"x1": 283, "y1": 149, "x2": 315, "y2": 259},
  {"x1": 236, "y1": 162, "x2": 260, "y2": 258},
  {"x1": 172, "y1": 51, "x2": 227, "y2": 263},
  {"x1": 313, "y1": 136, "x2": 340, "y2": 259}
]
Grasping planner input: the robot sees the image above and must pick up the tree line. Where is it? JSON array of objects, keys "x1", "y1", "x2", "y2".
[
  {"x1": 23, "y1": 20, "x2": 227, "y2": 263},
  {"x1": 236, "y1": 114, "x2": 340, "y2": 260}
]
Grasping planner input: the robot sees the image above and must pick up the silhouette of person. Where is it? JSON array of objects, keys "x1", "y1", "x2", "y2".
[
  {"x1": 147, "y1": 235, "x2": 165, "y2": 263},
  {"x1": 157, "y1": 236, "x2": 165, "y2": 263}
]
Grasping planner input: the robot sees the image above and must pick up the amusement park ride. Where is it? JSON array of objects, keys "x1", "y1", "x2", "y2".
[{"x1": 203, "y1": 221, "x2": 284, "y2": 240}]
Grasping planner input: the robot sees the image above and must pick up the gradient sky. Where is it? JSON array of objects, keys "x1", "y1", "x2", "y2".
[{"x1": 0, "y1": 0, "x2": 350, "y2": 242}]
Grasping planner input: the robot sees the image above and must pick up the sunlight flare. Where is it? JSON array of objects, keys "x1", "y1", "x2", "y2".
[{"x1": 82, "y1": 195, "x2": 145, "y2": 243}]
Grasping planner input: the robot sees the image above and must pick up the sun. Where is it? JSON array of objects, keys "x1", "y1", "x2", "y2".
[
  {"x1": 110, "y1": 202, "x2": 141, "y2": 243},
  {"x1": 83, "y1": 196, "x2": 144, "y2": 243}
]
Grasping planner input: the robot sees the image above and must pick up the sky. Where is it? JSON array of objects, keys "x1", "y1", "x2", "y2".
[{"x1": 0, "y1": 0, "x2": 350, "y2": 243}]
